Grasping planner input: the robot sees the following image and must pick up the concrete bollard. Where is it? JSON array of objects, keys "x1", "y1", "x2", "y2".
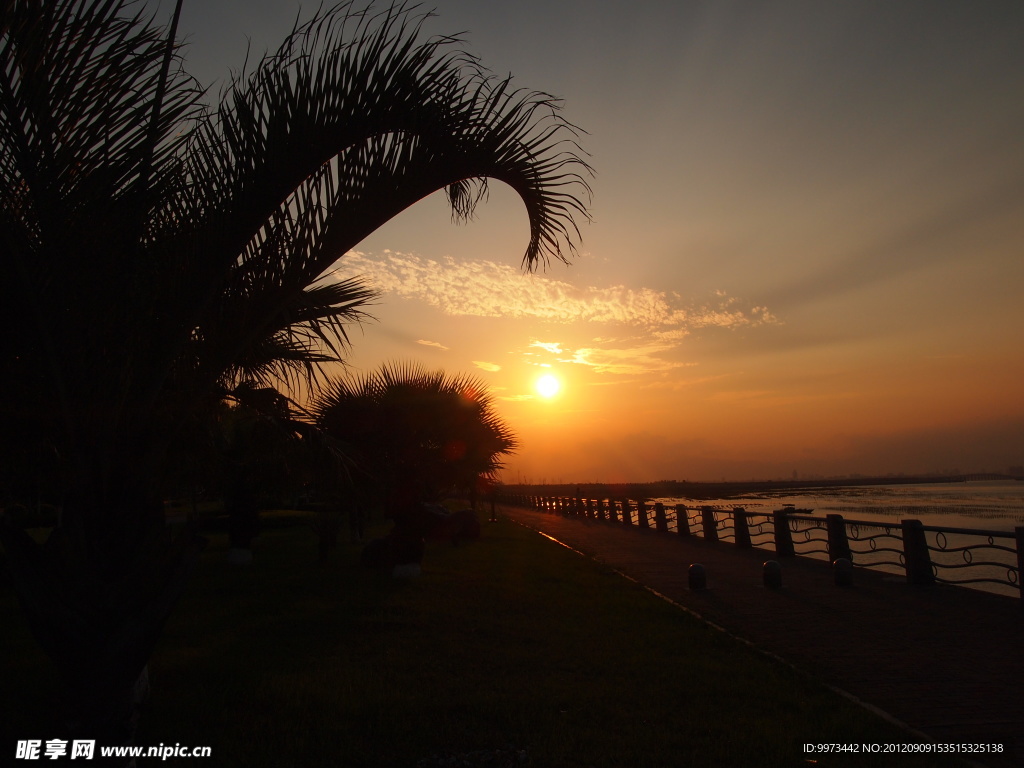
[
  {"x1": 733, "y1": 507, "x2": 751, "y2": 548},
  {"x1": 688, "y1": 563, "x2": 707, "y2": 590},
  {"x1": 676, "y1": 504, "x2": 691, "y2": 536},
  {"x1": 833, "y1": 557, "x2": 853, "y2": 587},
  {"x1": 700, "y1": 506, "x2": 719, "y2": 542},
  {"x1": 762, "y1": 560, "x2": 782, "y2": 589},
  {"x1": 772, "y1": 510, "x2": 795, "y2": 557},
  {"x1": 826, "y1": 513, "x2": 852, "y2": 562},
  {"x1": 654, "y1": 502, "x2": 668, "y2": 532},
  {"x1": 901, "y1": 518, "x2": 935, "y2": 585},
  {"x1": 637, "y1": 500, "x2": 649, "y2": 528}
]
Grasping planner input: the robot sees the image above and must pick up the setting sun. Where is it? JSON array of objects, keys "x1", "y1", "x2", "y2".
[{"x1": 535, "y1": 373, "x2": 561, "y2": 398}]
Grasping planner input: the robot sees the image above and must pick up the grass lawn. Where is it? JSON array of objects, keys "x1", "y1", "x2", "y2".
[{"x1": 1, "y1": 513, "x2": 965, "y2": 767}]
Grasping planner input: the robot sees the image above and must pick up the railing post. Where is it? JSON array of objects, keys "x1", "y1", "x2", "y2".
[
  {"x1": 621, "y1": 499, "x2": 633, "y2": 527},
  {"x1": 596, "y1": 498, "x2": 606, "y2": 521},
  {"x1": 1016, "y1": 527, "x2": 1024, "y2": 605},
  {"x1": 676, "y1": 504, "x2": 690, "y2": 536},
  {"x1": 826, "y1": 514, "x2": 852, "y2": 562},
  {"x1": 772, "y1": 509, "x2": 795, "y2": 557},
  {"x1": 607, "y1": 499, "x2": 618, "y2": 523},
  {"x1": 700, "y1": 506, "x2": 718, "y2": 542},
  {"x1": 654, "y1": 503, "x2": 668, "y2": 532},
  {"x1": 637, "y1": 500, "x2": 649, "y2": 528},
  {"x1": 733, "y1": 507, "x2": 751, "y2": 548},
  {"x1": 585, "y1": 498, "x2": 594, "y2": 519},
  {"x1": 901, "y1": 519, "x2": 935, "y2": 586}
]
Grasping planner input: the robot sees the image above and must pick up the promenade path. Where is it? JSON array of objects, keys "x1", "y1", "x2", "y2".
[{"x1": 499, "y1": 504, "x2": 1024, "y2": 768}]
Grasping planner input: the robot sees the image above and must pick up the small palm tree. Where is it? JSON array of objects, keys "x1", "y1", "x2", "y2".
[
  {"x1": 0, "y1": 0, "x2": 590, "y2": 748},
  {"x1": 312, "y1": 361, "x2": 518, "y2": 502}
]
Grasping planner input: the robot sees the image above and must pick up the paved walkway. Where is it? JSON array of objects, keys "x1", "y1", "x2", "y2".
[{"x1": 500, "y1": 504, "x2": 1024, "y2": 767}]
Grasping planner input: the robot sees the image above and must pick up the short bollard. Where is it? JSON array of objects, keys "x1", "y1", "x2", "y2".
[
  {"x1": 762, "y1": 560, "x2": 782, "y2": 589},
  {"x1": 688, "y1": 563, "x2": 707, "y2": 590},
  {"x1": 833, "y1": 557, "x2": 853, "y2": 587}
]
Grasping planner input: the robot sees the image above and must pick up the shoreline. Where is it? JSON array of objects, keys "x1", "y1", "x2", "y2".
[{"x1": 504, "y1": 473, "x2": 1021, "y2": 501}]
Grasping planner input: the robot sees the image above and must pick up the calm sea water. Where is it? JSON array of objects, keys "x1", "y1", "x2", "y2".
[{"x1": 655, "y1": 479, "x2": 1024, "y2": 532}]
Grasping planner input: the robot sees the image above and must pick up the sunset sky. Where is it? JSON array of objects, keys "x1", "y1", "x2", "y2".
[{"x1": 175, "y1": 0, "x2": 1024, "y2": 483}]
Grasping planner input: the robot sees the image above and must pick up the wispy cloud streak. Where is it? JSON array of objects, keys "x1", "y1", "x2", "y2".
[
  {"x1": 336, "y1": 250, "x2": 778, "y2": 334},
  {"x1": 563, "y1": 345, "x2": 698, "y2": 375}
]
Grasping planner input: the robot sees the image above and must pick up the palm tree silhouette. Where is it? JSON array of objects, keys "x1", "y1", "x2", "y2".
[
  {"x1": 311, "y1": 361, "x2": 518, "y2": 503},
  {"x1": 0, "y1": 0, "x2": 590, "y2": 749}
]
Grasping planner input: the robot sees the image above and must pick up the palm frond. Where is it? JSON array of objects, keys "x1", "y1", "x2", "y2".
[{"x1": 179, "y1": 0, "x2": 590, "y2": 294}]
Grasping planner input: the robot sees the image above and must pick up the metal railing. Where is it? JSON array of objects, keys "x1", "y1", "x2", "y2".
[
  {"x1": 845, "y1": 520, "x2": 905, "y2": 572},
  {"x1": 925, "y1": 524, "x2": 1021, "y2": 591},
  {"x1": 504, "y1": 493, "x2": 1024, "y2": 602}
]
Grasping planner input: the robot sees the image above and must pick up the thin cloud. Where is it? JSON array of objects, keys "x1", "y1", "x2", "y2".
[
  {"x1": 563, "y1": 344, "x2": 696, "y2": 376},
  {"x1": 416, "y1": 339, "x2": 449, "y2": 350},
  {"x1": 524, "y1": 336, "x2": 697, "y2": 377},
  {"x1": 336, "y1": 250, "x2": 779, "y2": 334},
  {"x1": 473, "y1": 361, "x2": 501, "y2": 372},
  {"x1": 530, "y1": 341, "x2": 563, "y2": 354}
]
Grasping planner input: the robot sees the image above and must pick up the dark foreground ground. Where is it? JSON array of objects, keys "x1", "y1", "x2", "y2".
[
  {"x1": 2, "y1": 512, "x2": 988, "y2": 767},
  {"x1": 500, "y1": 504, "x2": 1024, "y2": 768}
]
